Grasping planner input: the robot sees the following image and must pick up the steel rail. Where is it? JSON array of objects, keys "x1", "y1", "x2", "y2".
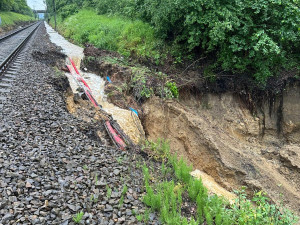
[
  {"x1": 0, "y1": 21, "x2": 39, "y2": 43},
  {"x1": 0, "y1": 22, "x2": 41, "y2": 75}
]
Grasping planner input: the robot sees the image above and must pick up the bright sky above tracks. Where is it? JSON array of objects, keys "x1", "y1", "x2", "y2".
[{"x1": 26, "y1": 0, "x2": 46, "y2": 10}]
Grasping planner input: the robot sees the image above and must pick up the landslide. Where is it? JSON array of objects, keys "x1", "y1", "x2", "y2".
[
  {"x1": 81, "y1": 45, "x2": 300, "y2": 216},
  {"x1": 143, "y1": 89, "x2": 300, "y2": 216}
]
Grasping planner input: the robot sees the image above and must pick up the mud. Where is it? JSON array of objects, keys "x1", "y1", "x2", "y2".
[
  {"x1": 32, "y1": 50, "x2": 66, "y2": 67},
  {"x1": 44, "y1": 22, "x2": 145, "y2": 144}
]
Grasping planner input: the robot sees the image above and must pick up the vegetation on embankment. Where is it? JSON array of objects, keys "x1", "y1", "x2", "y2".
[
  {"x1": 0, "y1": 11, "x2": 34, "y2": 27},
  {"x1": 51, "y1": 10, "x2": 161, "y2": 61},
  {"x1": 47, "y1": 0, "x2": 300, "y2": 84},
  {"x1": 140, "y1": 139, "x2": 299, "y2": 224}
]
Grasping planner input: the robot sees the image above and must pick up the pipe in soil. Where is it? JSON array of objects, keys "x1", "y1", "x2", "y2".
[{"x1": 44, "y1": 22, "x2": 144, "y2": 144}]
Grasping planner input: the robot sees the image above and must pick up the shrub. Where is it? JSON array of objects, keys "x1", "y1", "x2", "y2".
[
  {"x1": 142, "y1": 138, "x2": 170, "y2": 161},
  {"x1": 138, "y1": 0, "x2": 300, "y2": 83}
]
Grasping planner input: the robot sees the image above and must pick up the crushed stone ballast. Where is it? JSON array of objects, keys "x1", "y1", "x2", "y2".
[{"x1": 0, "y1": 22, "x2": 41, "y2": 109}]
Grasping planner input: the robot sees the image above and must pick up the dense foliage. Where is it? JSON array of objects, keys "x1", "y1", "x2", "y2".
[
  {"x1": 0, "y1": 11, "x2": 34, "y2": 26},
  {"x1": 56, "y1": 10, "x2": 159, "y2": 59},
  {"x1": 46, "y1": 0, "x2": 300, "y2": 83},
  {"x1": 0, "y1": 0, "x2": 33, "y2": 16},
  {"x1": 137, "y1": 0, "x2": 300, "y2": 83}
]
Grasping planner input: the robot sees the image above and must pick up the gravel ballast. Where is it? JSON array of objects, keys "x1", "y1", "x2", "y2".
[{"x1": 0, "y1": 23, "x2": 158, "y2": 225}]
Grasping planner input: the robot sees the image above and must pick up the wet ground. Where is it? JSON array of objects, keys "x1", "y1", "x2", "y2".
[{"x1": 44, "y1": 23, "x2": 144, "y2": 144}]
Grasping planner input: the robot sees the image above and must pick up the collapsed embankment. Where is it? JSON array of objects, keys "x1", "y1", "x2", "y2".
[
  {"x1": 142, "y1": 86, "x2": 300, "y2": 216},
  {"x1": 79, "y1": 46, "x2": 300, "y2": 216}
]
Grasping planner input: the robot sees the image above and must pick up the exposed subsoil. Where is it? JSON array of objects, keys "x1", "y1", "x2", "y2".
[
  {"x1": 81, "y1": 45, "x2": 300, "y2": 217},
  {"x1": 0, "y1": 23, "x2": 164, "y2": 224}
]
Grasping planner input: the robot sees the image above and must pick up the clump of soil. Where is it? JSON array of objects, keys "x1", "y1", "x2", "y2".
[
  {"x1": 82, "y1": 45, "x2": 123, "y2": 75},
  {"x1": 32, "y1": 49, "x2": 66, "y2": 68}
]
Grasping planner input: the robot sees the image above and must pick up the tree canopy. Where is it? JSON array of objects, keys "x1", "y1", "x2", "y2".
[{"x1": 0, "y1": 0, "x2": 33, "y2": 16}]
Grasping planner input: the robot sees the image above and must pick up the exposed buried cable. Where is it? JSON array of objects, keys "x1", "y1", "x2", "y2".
[{"x1": 66, "y1": 57, "x2": 135, "y2": 150}]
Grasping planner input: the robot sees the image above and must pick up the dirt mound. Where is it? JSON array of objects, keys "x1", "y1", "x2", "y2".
[
  {"x1": 82, "y1": 46, "x2": 125, "y2": 77},
  {"x1": 142, "y1": 93, "x2": 300, "y2": 216}
]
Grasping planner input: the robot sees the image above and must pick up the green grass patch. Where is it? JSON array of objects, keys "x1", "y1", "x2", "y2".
[
  {"x1": 55, "y1": 10, "x2": 161, "y2": 61},
  {"x1": 0, "y1": 11, "x2": 34, "y2": 27},
  {"x1": 142, "y1": 141, "x2": 299, "y2": 225}
]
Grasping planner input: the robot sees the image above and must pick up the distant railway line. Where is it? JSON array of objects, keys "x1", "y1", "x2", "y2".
[{"x1": 0, "y1": 21, "x2": 41, "y2": 108}]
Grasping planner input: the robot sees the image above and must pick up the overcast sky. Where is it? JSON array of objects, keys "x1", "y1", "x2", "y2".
[{"x1": 26, "y1": 0, "x2": 46, "y2": 10}]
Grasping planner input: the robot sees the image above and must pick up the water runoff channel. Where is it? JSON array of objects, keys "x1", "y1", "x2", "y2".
[
  {"x1": 45, "y1": 22, "x2": 236, "y2": 202},
  {"x1": 44, "y1": 22, "x2": 143, "y2": 144}
]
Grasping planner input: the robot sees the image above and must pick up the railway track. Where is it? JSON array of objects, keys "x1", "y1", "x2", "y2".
[{"x1": 0, "y1": 21, "x2": 41, "y2": 108}]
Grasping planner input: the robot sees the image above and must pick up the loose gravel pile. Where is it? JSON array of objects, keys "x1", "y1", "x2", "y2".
[{"x1": 0, "y1": 23, "x2": 159, "y2": 225}]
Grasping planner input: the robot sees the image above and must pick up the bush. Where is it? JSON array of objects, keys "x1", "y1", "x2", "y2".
[
  {"x1": 59, "y1": 4, "x2": 78, "y2": 20},
  {"x1": 137, "y1": 0, "x2": 300, "y2": 83},
  {"x1": 47, "y1": 0, "x2": 299, "y2": 83}
]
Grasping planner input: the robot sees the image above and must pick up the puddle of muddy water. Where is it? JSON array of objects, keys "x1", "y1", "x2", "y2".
[{"x1": 44, "y1": 22, "x2": 144, "y2": 143}]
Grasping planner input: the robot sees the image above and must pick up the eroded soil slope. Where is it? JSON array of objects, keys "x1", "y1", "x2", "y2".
[
  {"x1": 80, "y1": 45, "x2": 300, "y2": 216},
  {"x1": 142, "y1": 90, "x2": 300, "y2": 216}
]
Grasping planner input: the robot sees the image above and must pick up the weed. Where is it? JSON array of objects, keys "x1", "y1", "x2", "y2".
[
  {"x1": 116, "y1": 156, "x2": 123, "y2": 164},
  {"x1": 122, "y1": 185, "x2": 128, "y2": 195},
  {"x1": 142, "y1": 138, "x2": 170, "y2": 161},
  {"x1": 130, "y1": 209, "x2": 135, "y2": 216},
  {"x1": 119, "y1": 195, "x2": 124, "y2": 207},
  {"x1": 83, "y1": 165, "x2": 88, "y2": 170},
  {"x1": 119, "y1": 185, "x2": 128, "y2": 207},
  {"x1": 53, "y1": 66, "x2": 64, "y2": 78},
  {"x1": 187, "y1": 178, "x2": 204, "y2": 201},
  {"x1": 171, "y1": 157, "x2": 192, "y2": 184},
  {"x1": 136, "y1": 214, "x2": 143, "y2": 221},
  {"x1": 72, "y1": 211, "x2": 84, "y2": 223},
  {"x1": 141, "y1": 145, "x2": 299, "y2": 224},
  {"x1": 90, "y1": 194, "x2": 98, "y2": 203},
  {"x1": 144, "y1": 208, "x2": 150, "y2": 223},
  {"x1": 94, "y1": 174, "x2": 98, "y2": 184},
  {"x1": 106, "y1": 185, "x2": 112, "y2": 199}
]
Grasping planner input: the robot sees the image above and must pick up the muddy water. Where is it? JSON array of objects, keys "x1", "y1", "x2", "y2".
[{"x1": 44, "y1": 22, "x2": 144, "y2": 143}]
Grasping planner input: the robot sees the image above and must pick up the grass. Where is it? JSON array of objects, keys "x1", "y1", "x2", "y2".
[
  {"x1": 0, "y1": 11, "x2": 34, "y2": 27},
  {"x1": 106, "y1": 185, "x2": 112, "y2": 199},
  {"x1": 72, "y1": 211, "x2": 84, "y2": 223},
  {"x1": 53, "y1": 10, "x2": 161, "y2": 61},
  {"x1": 119, "y1": 185, "x2": 128, "y2": 207},
  {"x1": 142, "y1": 141, "x2": 299, "y2": 225}
]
